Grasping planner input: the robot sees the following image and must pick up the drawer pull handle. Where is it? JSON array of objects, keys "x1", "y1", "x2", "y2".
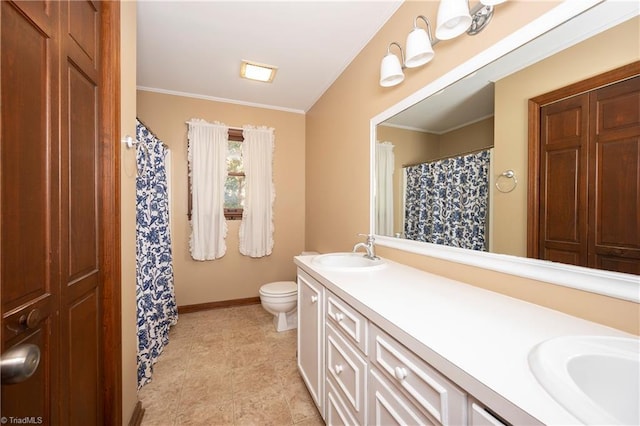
[
  {"x1": 335, "y1": 312, "x2": 344, "y2": 322},
  {"x1": 394, "y1": 366, "x2": 408, "y2": 381},
  {"x1": 310, "y1": 295, "x2": 318, "y2": 303},
  {"x1": 335, "y1": 364, "x2": 344, "y2": 375}
]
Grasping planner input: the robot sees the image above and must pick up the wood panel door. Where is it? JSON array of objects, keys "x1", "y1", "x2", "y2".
[
  {"x1": 1, "y1": 1, "x2": 61, "y2": 421},
  {"x1": 535, "y1": 69, "x2": 640, "y2": 274},
  {"x1": 1, "y1": 1, "x2": 121, "y2": 424},
  {"x1": 588, "y1": 76, "x2": 640, "y2": 273},
  {"x1": 539, "y1": 94, "x2": 590, "y2": 266}
]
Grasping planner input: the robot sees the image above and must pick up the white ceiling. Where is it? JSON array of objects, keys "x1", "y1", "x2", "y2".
[{"x1": 136, "y1": 0, "x2": 403, "y2": 113}]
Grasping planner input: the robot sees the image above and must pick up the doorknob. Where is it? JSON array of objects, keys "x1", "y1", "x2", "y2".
[
  {"x1": 1, "y1": 343, "x2": 41, "y2": 385},
  {"x1": 20, "y1": 308, "x2": 41, "y2": 329}
]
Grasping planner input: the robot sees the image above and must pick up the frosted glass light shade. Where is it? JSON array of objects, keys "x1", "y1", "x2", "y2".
[
  {"x1": 436, "y1": 0, "x2": 472, "y2": 40},
  {"x1": 240, "y1": 60, "x2": 277, "y2": 82},
  {"x1": 380, "y1": 53, "x2": 404, "y2": 87},
  {"x1": 405, "y1": 28, "x2": 434, "y2": 68}
]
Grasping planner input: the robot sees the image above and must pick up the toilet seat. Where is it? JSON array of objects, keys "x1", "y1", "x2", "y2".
[{"x1": 259, "y1": 281, "x2": 297, "y2": 297}]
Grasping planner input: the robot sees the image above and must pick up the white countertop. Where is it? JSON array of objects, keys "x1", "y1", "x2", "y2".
[{"x1": 294, "y1": 254, "x2": 635, "y2": 425}]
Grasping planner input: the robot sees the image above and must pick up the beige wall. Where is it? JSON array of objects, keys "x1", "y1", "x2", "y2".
[
  {"x1": 438, "y1": 117, "x2": 493, "y2": 159},
  {"x1": 120, "y1": 1, "x2": 139, "y2": 423},
  {"x1": 136, "y1": 91, "x2": 306, "y2": 306},
  {"x1": 492, "y1": 17, "x2": 640, "y2": 256},
  {"x1": 305, "y1": 1, "x2": 639, "y2": 335}
]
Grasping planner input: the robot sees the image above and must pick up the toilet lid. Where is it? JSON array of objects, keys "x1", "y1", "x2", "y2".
[{"x1": 260, "y1": 281, "x2": 297, "y2": 296}]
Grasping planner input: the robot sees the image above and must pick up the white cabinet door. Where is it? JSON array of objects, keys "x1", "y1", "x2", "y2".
[{"x1": 297, "y1": 270, "x2": 325, "y2": 416}]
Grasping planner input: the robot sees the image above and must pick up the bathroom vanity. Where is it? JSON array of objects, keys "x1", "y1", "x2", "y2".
[{"x1": 294, "y1": 254, "x2": 637, "y2": 426}]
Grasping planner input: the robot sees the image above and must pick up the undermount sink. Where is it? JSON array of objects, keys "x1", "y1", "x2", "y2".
[
  {"x1": 311, "y1": 252, "x2": 386, "y2": 270},
  {"x1": 529, "y1": 335, "x2": 640, "y2": 425}
]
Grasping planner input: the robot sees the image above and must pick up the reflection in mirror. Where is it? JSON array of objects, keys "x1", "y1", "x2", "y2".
[
  {"x1": 371, "y1": 1, "x2": 639, "y2": 299},
  {"x1": 376, "y1": 111, "x2": 494, "y2": 250},
  {"x1": 374, "y1": 2, "x2": 638, "y2": 257}
]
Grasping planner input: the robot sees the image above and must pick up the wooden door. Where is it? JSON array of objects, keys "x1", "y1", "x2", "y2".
[
  {"x1": 539, "y1": 93, "x2": 589, "y2": 266},
  {"x1": 1, "y1": 1, "x2": 61, "y2": 420},
  {"x1": 534, "y1": 68, "x2": 640, "y2": 274},
  {"x1": 1, "y1": 1, "x2": 121, "y2": 424},
  {"x1": 59, "y1": 0, "x2": 103, "y2": 423},
  {"x1": 588, "y1": 76, "x2": 640, "y2": 273}
]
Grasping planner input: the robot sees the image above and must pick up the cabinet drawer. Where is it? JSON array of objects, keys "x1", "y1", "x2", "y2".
[
  {"x1": 326, "y1": 375, "x2": 360, "y2": 426},
  {"x1": 469, "y1": 400, "x2": 508, "y2": 426},
  {"x1": 326, "y1": 322, "x2": 367, "y2": 424},
  {"x1": 370, "y1": 324, "x2": 466, "y2": 426},
  {"x1": 369, "y1": 367, "x2": 436, "y2": 426},
  {"x1": 327, "y1": 291, "x2": 368, "y2": 355}
]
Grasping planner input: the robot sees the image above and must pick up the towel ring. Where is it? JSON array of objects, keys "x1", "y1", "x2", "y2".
[
  {"x1": 495, "y1": 169, "x2": 517, "y2": 193},
  {"x1": 122, "y1": 135, "x2": 149, "y2": 176}
]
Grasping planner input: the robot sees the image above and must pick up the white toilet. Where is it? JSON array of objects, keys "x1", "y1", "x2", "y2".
[
  {"x1": 259, "y1": 252, "x2": 317, "y2": 332},
  {"x1": 259, "y1": 281, "x2": 298, "y2": 332}
]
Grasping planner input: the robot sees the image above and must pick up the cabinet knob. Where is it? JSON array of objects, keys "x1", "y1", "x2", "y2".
[
  {"x1": 335, "y1": 312, "x2": 344, "y2": 322},
  {"x1": 394, "y1": 366, "x2": 408, "y2": 381},
  {"x1": 335, "y1": 364, "x2": 344, "y2": 375},
  {"x1": 310, "y1": 295, "x2": 318, "y2": 303}
]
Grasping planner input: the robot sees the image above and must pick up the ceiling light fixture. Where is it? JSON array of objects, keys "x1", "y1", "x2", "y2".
[
  {"x1": 240, "y1": 60, "x2": 277, "y2": 83},
  {"x1": 380, "y1": 0, "x2": 507, "y2": 87}
]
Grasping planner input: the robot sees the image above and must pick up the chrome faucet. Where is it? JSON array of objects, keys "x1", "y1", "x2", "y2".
[{"x1": 353, "y1": 234, "x2": 378, "y2": 260}]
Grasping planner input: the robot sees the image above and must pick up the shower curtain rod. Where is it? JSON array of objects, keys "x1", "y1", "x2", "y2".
[
  {"x1": 402, "y1": 146, "x2": 493, "y2": 168},
  {"x1": 136, "y1": 117, "x2": 169, "y2": 150}
]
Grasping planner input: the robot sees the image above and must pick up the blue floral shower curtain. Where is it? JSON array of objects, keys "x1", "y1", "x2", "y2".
[
  {"x1": 404, "y1": 149, "x2": 490, "y2": 251},
  {"x1": 135, "y1": 120, "x2": 177, "y2": 388}
]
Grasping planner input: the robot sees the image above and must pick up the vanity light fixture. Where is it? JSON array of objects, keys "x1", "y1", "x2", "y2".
[
  {"x1": 240, "y1": 60, "x2": 277, "y2": 83},
  {"x1": 436, "y1": 0, "x2": 473, "y2": 40},
  {"x1": 379, "y1": 42, "x2": 405, "y2": 87},
  {"x1": 380, "y1": 0, "x2": 507, "y2": 87},
  {"x1": 479, "y1": 0, "x2": 507, "y2": 5},
  {"x1": 467, "y1": 3, "x2": 495, "y2": 35},
  {"x1": 405, "y1": 16, "x2": 435, "y2": 68},
  {"x1": 437, "y1": 0, "x2": 503, "y2": 39}
]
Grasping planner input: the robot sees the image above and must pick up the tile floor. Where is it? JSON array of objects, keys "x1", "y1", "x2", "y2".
[{"x1": 139, "y1": 304, "x2": 324, "y2": 426}]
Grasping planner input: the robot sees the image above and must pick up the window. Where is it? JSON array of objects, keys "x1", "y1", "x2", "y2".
[
  {"x1": 224, "y1": 129, "x2": 244, "y2": 220},
  {"x1": 187, "y1": 128, "x2": 245, "y2": 221}
]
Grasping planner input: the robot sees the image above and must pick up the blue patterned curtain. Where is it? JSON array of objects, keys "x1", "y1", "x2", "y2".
[
  {"x1": 404, "y1": 150, "x2": 490, "y2": 251},
  {"x1": 135, "y1": 120, "x2": 178, "y2": 388}
]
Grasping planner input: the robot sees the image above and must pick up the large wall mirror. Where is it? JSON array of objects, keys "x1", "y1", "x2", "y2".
[{"x1": 370, "y1": 0, "x2": 639, "y2": 302}]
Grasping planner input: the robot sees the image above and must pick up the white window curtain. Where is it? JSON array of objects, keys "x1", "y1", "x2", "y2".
[
  {"x1": 239, "y1": 125, "x2": 275, "y2": 257},
  {"x1": 375, "y1": 142, "x2": 395, "y2": 236},
  {"x1": 187, "y1": 119, "x2": 228, "y2": 260}
]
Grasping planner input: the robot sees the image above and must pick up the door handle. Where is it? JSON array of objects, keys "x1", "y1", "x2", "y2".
[
  {"x1": 20, "y1": 308, "x2": 41, "y2": 329},
  {"x1": 1, "y1": 343, "x2": 41, "y2": 385}
]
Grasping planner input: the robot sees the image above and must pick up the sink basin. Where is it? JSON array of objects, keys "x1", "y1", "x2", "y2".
[
  {"x1": 311, "y1": 252, "x2": 386, "y2": 270},
  {"x1": 529, "y1": 335, "x2": 640, "y2": 425}
]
